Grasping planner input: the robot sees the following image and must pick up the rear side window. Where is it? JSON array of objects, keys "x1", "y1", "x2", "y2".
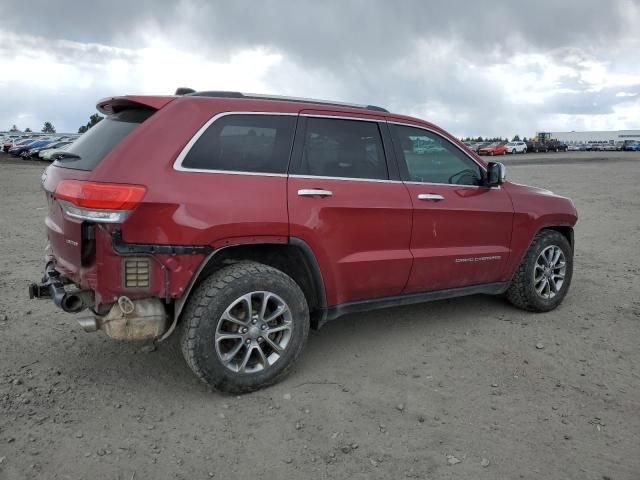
[
  {"x1": 181, "y1": 114, "x2": 296, "y2": 174},
  {"x1": 298, "y1": 117, "x2": 388, "y2": 180},
  {"x1": 54, "y1": 109, "x2": 154, "y2": 171}
]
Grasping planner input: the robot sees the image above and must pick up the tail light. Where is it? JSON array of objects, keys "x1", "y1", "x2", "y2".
[{"x1": 55, "y1": 180, "x2": 146, "y2": 223}]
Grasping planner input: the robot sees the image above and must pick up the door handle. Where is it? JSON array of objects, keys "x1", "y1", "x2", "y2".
[
  {"x1": 298, "y1": 189, "x2": 333, "y2": 198},
  {"x1": 417, "y1": 193, "x2": 444, "y2": 201}
]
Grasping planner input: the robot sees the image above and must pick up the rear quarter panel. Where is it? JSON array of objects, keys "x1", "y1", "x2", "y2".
[{"x1": 88, "y1": 98, "x2": 298, "y2": 247}]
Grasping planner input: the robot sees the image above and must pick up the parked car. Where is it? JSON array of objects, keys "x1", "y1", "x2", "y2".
[
  {"x1": 17, "y1": 139, "x2": 55, "y2": 159},
  {"x1": 29, "y1": 90, "x2": 577, "y2": 393},
  {"x1": 478, "y1": 142, "x2": 508, "y2": 156},
  {"x1": 3, "y1": 137, "x2": 32, "y2": 152},
  {"x1": 544, "y1": 140, "x2": 568, "y2": 152},
  {"x1": 40, "y1": 142, "x2": 73, "y2": 162},
  {"x1": 601, "y1": 144, "x2": 617, "y2": 151},
  {"x1": 505, "y1": 141, "x2": 527, "y2": 154},
  {"x1": 28, "y1": 140, "x2": 70, "y2": 159},
  {"x1": 525, "y1": 141, "x2": 548, "y2": 153},
  {"x1": 566, "y1": 144, "x2": 581, "y2": 151},
  {"x1": 623, "y1": 142, "x2": 640, "y2": 151},
  {"x1": 8, "y1": 139, "x2": 41, "y2": 156}
]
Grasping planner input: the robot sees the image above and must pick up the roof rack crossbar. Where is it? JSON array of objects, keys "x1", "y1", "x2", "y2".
[{"x1": 182, "y1": 90, "x2": 389, "y2": 113}]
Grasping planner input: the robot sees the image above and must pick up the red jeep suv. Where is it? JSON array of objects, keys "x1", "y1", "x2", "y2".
[{"x1": 30, "y1": 89, "x2": 577, "y2": 393}]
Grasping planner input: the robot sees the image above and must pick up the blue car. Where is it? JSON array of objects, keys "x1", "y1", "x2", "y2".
[
  {"x1": 623, "y1": 143, "x2": 640, "y2": 151},
  {"x1": 8, "y1": 139, "x2": 40, "y2": 156},
  {"x1": 12, "y1": 139, "x2": 53, "y2": 158}
]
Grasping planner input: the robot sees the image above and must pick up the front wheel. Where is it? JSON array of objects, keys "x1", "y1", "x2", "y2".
[
  {"x1": 506, "y1": 230, "x2": 573, "y2": 312},
  {"x1": 181, "y1": 262, "x2": 309, "y2": 393}
]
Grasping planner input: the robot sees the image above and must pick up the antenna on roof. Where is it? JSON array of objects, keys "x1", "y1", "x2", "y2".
[{"x1": 175, "y1": 87, "x2": 196, "y2": 95}]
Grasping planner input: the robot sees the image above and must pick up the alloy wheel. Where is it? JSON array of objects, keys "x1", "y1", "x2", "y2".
[
  {"x1": 214, "y1": 291, "x2": 293, "y2": 373},
  {"x1": 533, "y1": 245, "x2": 566, "y2": 299}
]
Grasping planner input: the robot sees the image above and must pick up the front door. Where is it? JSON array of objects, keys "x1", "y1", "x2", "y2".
[
  {"x1": 288, "y1": 113, "x2": 413, "y2": 306},
  {"x1": 388, "y1": 123, "x2": 514, "y2": 293}
]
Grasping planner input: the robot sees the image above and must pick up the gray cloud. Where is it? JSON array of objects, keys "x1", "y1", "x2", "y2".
[{"x1": 1, "y1": 0, "x2": 639, "y2": 136}]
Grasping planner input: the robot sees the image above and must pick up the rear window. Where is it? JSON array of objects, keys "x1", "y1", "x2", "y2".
[
  {"x1": 180, "y1": 114, "x2": 296, "y2": 174},
  {"x1": 53, "y1": 109, "x2": 154, "y2": 171}
]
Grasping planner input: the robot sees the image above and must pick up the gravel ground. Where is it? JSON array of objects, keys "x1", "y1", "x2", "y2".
[{"x1": 0, "y1": 152, "x2": 639, "y2": 479}]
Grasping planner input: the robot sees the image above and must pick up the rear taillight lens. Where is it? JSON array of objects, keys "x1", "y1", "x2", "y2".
[{"x1": 55, "y1": 180, "x2": 146, "y2": 223}]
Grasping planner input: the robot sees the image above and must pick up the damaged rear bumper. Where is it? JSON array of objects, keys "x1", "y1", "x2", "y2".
[{"x1": 29, "y1": 263, "x2": 168, "y2": 341}]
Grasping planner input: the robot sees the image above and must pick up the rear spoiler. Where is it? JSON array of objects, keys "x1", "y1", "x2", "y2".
[{"x1": 96, "y1": 95, "x2": 175, "y2": 115}]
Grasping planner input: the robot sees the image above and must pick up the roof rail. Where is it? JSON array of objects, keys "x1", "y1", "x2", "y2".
[{"x1": 180, "y1": 89, "x2": 389, "y2": 113}]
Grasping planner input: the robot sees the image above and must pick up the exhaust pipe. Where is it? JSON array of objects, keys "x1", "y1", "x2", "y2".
[
  {"x1": 60, "y1": 294, "x2": 85, "y2": 313},
  {"x1": 77, "y1": 317, "x2": 98, "y2": 332}
]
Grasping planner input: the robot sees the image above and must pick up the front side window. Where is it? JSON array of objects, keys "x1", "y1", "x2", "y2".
[
  {"x1": 298, "y1": 117, "x2": 388, "y2": 180},
  {"x1": 182, "y1": 114, "x2": 296, "y2": 174},
  {"x1": 391, "y1": 125, "x2": 483, "y2": 186}
]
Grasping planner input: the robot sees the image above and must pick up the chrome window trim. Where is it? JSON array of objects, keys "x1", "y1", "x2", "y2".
[
  {"x1": 404, "y1": 180, "x2": 500, "y2": 190},
  {"x1": 289, "y1": 174, "x2": 401, "y2": 184},
  {"x1": 173, "y1": 111, "x2": 298, "y2": 173},
  {"x1": 300, "y1": 113, "x2": 386, "y2": 123}
]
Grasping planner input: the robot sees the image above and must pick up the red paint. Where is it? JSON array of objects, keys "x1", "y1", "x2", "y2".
[
  {"x1": 402, "y1": 183, "x2": 513, "y2": 292},
  {"x1": 40, "y1": 93, "x2": 577, "y2": 312},
  {"x1": 478, "y1": 144, "x2": 508, "y2": 156}
]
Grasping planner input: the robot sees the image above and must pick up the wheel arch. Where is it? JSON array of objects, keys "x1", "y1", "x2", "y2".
[
  {"x1": 504, "y1": 224, "x2": 575, "y2": 283},
  {"x1": 162, "y1": 238, "x2": 327, "y2": 341},
  {"x1": 543, "y1": 225, "x2": 574, "y2": 250}
]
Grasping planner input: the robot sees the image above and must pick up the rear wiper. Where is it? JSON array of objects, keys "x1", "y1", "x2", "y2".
[{"x1": 53, "y1": 152, "x2": 81, "y2": 161}]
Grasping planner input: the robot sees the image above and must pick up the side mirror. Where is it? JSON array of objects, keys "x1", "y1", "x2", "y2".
[{"x1": 486, "y1": 162, "x2": 506, "y2": 186}]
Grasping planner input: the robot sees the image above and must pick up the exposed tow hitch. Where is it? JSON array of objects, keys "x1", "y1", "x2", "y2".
[{"x1": 28, "y1": 263, "x2": 92, "y2": 313}]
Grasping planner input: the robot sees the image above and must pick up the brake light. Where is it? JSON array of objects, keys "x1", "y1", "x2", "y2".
[
  {"x1": 56, "y1": 180, "x2": 146, "y2": 210},
  {"x1": 55, "y1": 180, "x2": 146, "y2": 223}
]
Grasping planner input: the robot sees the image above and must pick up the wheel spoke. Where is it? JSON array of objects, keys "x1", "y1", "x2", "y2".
[
  {"x1": 258, "y1": 292, "x2": 272, "y2": 321},
  {"x1": 264, "y1": 304, "x2": 288, "y2": 323},
  {"x1": 221, "y1": 340, "x2": 244, "y2": 364},
  {"x1": 549, "y1": 277, "x2": 558, "y2": 293},
  {"x1": 264, "y1": 335, "x2": 283, "y2": 353},
  {"x1": 536, "y1": 278, "x2": 548, "y2": 294},
  {"x1": 267, "y1": 324, "x2": 291, "y2": 335},
  {"x1": 551, "y1": 248, "x2": 562, "y2": 266},
  {"x1": 216, "y1": 333, "x2": 243, "y2": 341},
  {"x1": 239, "y1": 346, "x2": 253, "y2": 372},
  {"x1": 255, "y1": 344, "x2": 269, "y2": 368}
]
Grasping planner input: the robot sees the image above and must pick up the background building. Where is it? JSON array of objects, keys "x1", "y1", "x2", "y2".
[{"x1": 541, "y1": 130, "x2": 640, "y2": 145}]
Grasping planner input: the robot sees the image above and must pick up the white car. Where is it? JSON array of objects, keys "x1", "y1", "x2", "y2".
[
  {"x1": 40, "y1": 143, "x2": 72, "y2": 161},
  {"x1": 505, "y1": 141, "x2": 527, "y2": 154}
]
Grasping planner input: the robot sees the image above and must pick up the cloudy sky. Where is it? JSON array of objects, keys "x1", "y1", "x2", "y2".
[{"x1": 1, "y1": 0, "x2": 639, "y2": 137}]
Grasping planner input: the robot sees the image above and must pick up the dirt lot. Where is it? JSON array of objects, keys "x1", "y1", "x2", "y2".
[{"x1": 1, "y1": 152, "x2": 639, "y2": 480}]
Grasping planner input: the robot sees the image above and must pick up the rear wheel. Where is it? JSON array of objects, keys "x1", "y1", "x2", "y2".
[
  {"x1": 181, "y1": 262, "x2": 309, "y2": 393},
  {"x1": 506, "y1": 230, "x2": 573, "y2": 312}
]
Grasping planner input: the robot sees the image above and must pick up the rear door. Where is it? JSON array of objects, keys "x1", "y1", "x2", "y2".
[
  {"x1": 288, "y1": 112, "x2": 413, "y2": 306},
  {"x1": 388, "y1": 122, "x2": 514, "y2": 293}
]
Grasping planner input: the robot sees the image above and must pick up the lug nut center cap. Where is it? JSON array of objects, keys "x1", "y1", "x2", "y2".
[{"x1": 247, "y1": 326, "x2": 261, "y2": 339}]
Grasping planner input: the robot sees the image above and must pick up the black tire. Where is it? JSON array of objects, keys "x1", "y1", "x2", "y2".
[
  {"x1": 180, "y1": 261, "x2": 309, "y2": 393},
  {"x1": 506, "y1": 230, "x2": 573, "y2": 312}
]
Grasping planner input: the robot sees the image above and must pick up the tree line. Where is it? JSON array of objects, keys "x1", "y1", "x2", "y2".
[
  {"x1": 461, "y1": 135, "x2": 528, "y2": 142},
  {"x1": 6, "y1": 114, "x2": 104, "y2": 134}
]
